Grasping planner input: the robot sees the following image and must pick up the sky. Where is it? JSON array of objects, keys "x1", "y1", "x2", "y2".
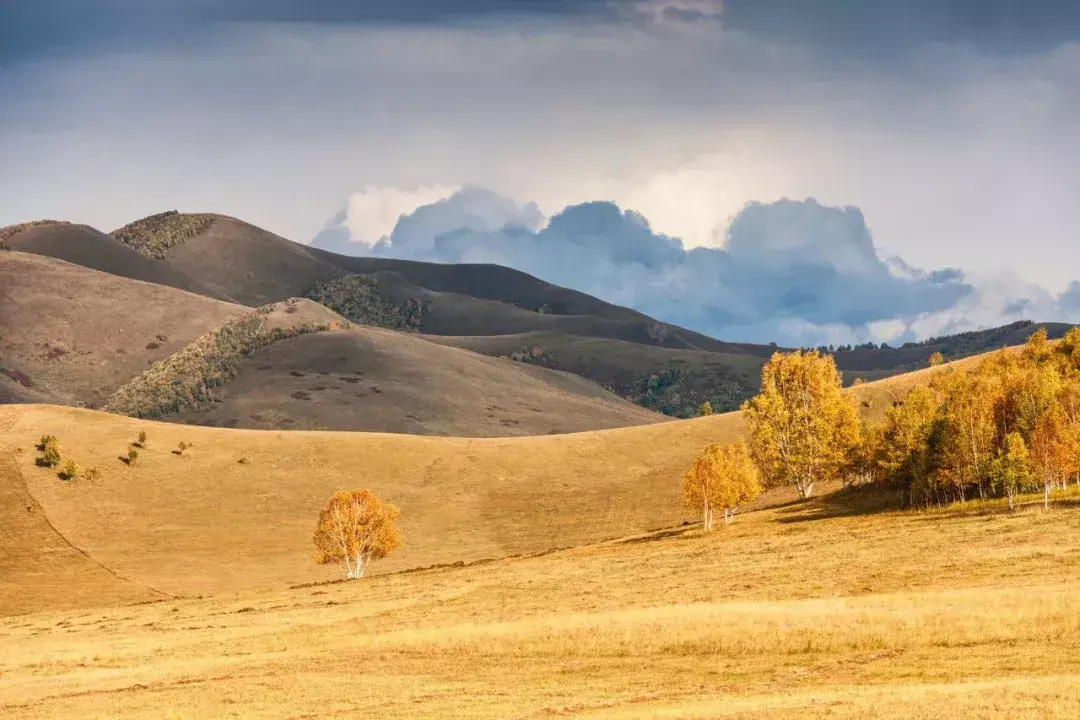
[{"x1": 3, "y1": 1, "x2": 1080, "y2": 345}]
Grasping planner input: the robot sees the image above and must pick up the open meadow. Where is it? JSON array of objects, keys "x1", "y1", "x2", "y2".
[{"x1": 3, "y1": 485, "x2": 1080, "y2": 719}]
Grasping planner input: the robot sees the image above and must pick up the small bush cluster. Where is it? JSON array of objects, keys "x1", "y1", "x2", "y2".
[
  {"x1": 36, "y1": 435, "x2": 61, "y2": 468},
  {"x1": 305, "y1": 275, "x2": 429, "y2": 332},
  {"x1": 34, "y1": 434, "x2": 96, "y2": 481},
  {"x1": 508, "y1": 345, "x2": 549, "y2": 364},
  {"x1": 104, "y1": 302, "x2": 341, "y2": 419},
  {"x1": 109, "y1": 210, "x2": 217, "y2": 259}
]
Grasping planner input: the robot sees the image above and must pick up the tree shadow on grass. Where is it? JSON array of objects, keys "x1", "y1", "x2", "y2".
[
  {"x1": 616, "y1": 525, "x2": 696, "y2": 546},
  {"x1": 774, "y1": 485, "x2": 906, "y2": 524}
]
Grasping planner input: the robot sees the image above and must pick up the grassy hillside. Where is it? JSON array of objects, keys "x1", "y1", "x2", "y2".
[
  {"x1": 0, "y1": 252, "x2": 246, "y2": 406},
  {"x1": 0, "y1": 360, "x2": 973, "y2": 615},
  {"x1": 3, "y1": 468, "x2": 1078, "y2": 718},
  {"x1": 167, "y1": 325, "x2": 666, "y2": 435},
  {"x1": 2, "y1": 222, "x2": 233, "y2": 301}
]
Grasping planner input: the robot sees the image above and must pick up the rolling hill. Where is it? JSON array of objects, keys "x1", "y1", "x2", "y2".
[
  {"x1": 4, "y1": 212, "x2": 1072, "y2": 420},
  {"x1": 165, "y1": 325, "x2": 665, "y2": 435},
  {"x1": 0, "y1": 251, "x2": 661, "y2": 436},
  {"x1": 0, "y1": 252, "x2": 246, "y2": 407},
  {"x1": 0, "y1": 360, "x2": 949, "y2": 615}
]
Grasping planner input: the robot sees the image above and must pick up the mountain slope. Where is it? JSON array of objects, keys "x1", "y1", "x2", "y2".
[
  {"x1": 0, "y1": 252, "x2": 247, "y2": 407},
  {"x1": 167, "y1": 325, "x2": 665, "y2": 436},
  {"x1": 1, "y1": 222, "x2": 233, "y2": 301}
]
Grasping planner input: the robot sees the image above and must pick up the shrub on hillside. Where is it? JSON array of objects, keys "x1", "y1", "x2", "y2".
[
  {"x1": 109, "y1": 210, "x2": 217, "y2": 258},
  {"x1": 104, "y1": 302, "x2": 342, "y2": 419},
  {"x1": 304, "y1": 275, "x2": 429, "y2": 332},
  {"x1": 37, "y1": 435, "x2": 61, "y2": 468},
  {"x1": 60, "y1": 460, "x2": 80, "y2": 481}
]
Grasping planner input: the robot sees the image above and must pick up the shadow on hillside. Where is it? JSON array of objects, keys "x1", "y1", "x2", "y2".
[
  {"x1": 615, "y1": 524, "x2": 696, "y2": 546},
  {"x1": 774, "y1": 485, "x2": 905, "y2": 524},
  {"x1": 906, "y1": 493, "x2": 1080, "y2": 521}
]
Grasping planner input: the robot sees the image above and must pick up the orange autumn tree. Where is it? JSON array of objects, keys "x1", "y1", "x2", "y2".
[
  {"x1": 743, "y1": 350, "x2": 860, "y2": 499},
  {"x1": 313, "y1": 489, "x2": 401, "y2": 579},
  {"x1": 683, "y1": 440, "x2": 761, "y2": 530}
]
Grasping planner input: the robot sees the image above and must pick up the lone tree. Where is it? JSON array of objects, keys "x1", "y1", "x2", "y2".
[
  {"x1": 683, "y1": 440, "x2": 761, "y2": 531},
  {"x1": 313, "y1": 489, "x2": 401, "y2": 579},
  {"x1": 743, "y1": 350, "x2": 860, "y2": 499},
  {"x1": 929, "y1": 351, "x2": 945, "y2": 367},
  {"x1": 697, "y1": 401, "x2": 714, "y2": 417}
]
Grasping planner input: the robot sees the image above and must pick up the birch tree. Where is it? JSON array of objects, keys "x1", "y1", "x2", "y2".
[
  {"x1": 313, "y1": 489, "x2": 401, "y2": 579},
  {"x1": 682, "y1": 440, "x2": 761, "y2": 530},
  {"x1": 743, "y1": 350, "x2": 860, "y2": 499}
]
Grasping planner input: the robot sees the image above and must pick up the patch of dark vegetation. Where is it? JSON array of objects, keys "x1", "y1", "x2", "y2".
[
  {"x1": 1, "y1": 367, "x2": 33, "y2": 388},
  {"x1": 289, "y1": 371, "x2": 305, "y2": 377},
  {"x1": 235, "y1": 607, "x2": 256, "y2": 613},
  {"x1": 311, "y1": 385, "x2": 328, "y2": 392},
  {"x1": 341, "y1": 376, "x2": 360, "y2": 384},
  {"x1": 257, "y1": 365, "x2": 273, "y2": 371},
  {"x1": 629, "y1": 365, "x2": 753, "y2": 417},
  {"x1": 290, "y1": 391, "x2": 311, "y2": 401},
  {"x1": 305, "y1": 274, "x2": 430, "y2": 331},
  {"x1": 44, "y1": 344, "x2": 67, "y2": 360},
  {"x1": 104, "y1": 300, "x2": 347, "y2": 419},
  {"x1": 109, "y1": 210, "x2": 217, "y2": 259},
  {"x1": 146, "y1": 342, "x2": 160, "y2": 351}
]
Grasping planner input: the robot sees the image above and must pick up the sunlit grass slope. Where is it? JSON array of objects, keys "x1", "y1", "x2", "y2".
[
  {"x1": 3, "y1": 486, "x2": 1079, "y2": 718},
  {"x1": 0, "y1": 356, "x2": 985, "y2": 615}
]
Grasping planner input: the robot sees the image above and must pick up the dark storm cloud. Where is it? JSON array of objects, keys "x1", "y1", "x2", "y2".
[
  {"x1": 320, "y1": 189, "x2": 975, "y2": 345},
  {"x1": 721, "y1": 0, "x2": 1080, "y2": 58},
  {"x1": 0, "y1": 0, "x2": 616, "y2": 64}
]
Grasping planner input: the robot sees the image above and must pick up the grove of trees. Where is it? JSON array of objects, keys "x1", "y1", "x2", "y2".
[
  {"x1": 872, "y1": 328, "x2": 1080, "y2": 508},
  {"x1": 684, "y1": 327, "x2": 1080, "y2": 526}
]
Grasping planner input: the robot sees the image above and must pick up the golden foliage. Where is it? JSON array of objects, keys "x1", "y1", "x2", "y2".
[
  {"x1": 682, "y1": 440, "x2": 760, "y2": 530},
  {"x1": 313, "y1": 489, "x2": 401, "y2": 579},
  {"x1": 866, "y1": 326, "x2": 1080, "y2": 508},
  {"x1": 742, "y1": 350, "x2": 859, "y2": 499}
]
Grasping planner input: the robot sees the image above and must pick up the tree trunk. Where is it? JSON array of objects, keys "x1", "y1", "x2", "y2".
[
  {"x1": 703, "y1": 503, "x2": 712, "y2": 532},
  {"x1": 1007, "y1": 489, "x2": 1015, "y2": 510},
  {"x1": 1044, "y1": 483, "x2": 1051, "y2": 511},
  {"x1": 978, "y1": 482, "x2": 986, "y2": 500}
]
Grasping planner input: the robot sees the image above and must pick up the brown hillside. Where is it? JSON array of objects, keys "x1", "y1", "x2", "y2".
[
  {"x1": 0, "y1": 252, "x2": 246, "y2": 406},
  {"x1": 168, "y1": 325, "x2": 667, "y2": 435},
  {"x1": 2, "y1": 222, "x2": 233, "y2": 301},
  {"x1": 127, "y1": 215, "x2": 348, "y2": 305}
]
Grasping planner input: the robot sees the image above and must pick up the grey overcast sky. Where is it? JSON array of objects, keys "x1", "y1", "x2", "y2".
[{"x1": 3, "y1": 1, "x2": 1080, "y2": 344}]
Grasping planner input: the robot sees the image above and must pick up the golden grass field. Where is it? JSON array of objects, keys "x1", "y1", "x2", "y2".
[
  {"x1": 3, "y1": 485, "x2": 1079, "y2": 718},
  {"x1": 6, "y1": 355, "x2": 1069, "y2": 718}
]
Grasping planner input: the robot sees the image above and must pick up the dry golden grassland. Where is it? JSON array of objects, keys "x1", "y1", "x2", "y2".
[
  {"x1": 2, "y1": 355, "x2": 1066, "y2": 718},
  {"x1": 3, "y1": 487, "x2": 1079, "y2": 719}
]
